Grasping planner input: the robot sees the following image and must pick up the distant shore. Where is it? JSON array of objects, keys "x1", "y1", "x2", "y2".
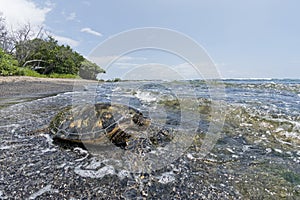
[
  {"x1": 0, "y1": 76, "x2": 98, "y2": 84},
  {"x1": 0, "y1": 76, "x2": 98, "y2": 107}
]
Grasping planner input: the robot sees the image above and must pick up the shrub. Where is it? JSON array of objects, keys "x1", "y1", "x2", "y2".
[
  {"x1": 79, "y1": 59, "x2": 105, "y2": 80},
  {"x1": 16, "y1": 37, "x2": 85, "y2": 75},
  {"x1": 0, "y1": 48, "x2": 23, "y2": 76}
]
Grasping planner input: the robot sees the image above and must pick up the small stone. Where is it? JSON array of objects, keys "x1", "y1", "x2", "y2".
[
  {"x1": 141, "y1": 190, "x2": 148, "y2": 197},
  {"x1": 294, "y1": 185, "x2": 300, "y2": 194}
]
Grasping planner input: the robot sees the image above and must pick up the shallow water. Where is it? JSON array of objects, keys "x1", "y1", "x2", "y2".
[{"x1": 0, "y1": 79, "x2": 299, "y2": 199}]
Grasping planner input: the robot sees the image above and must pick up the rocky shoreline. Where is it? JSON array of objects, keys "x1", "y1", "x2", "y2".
[{"x1": 0, "y1": 78, "x2": 299, "y2": 199}]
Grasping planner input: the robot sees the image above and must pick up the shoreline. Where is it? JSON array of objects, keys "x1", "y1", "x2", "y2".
[
  {"x1": 0, "y1": 76, "x2": 98, "y2": 108},
  {"x1": 0, "y1": 76, "x2": 98, "y2": 84},
  {"x1": 0, "y1": 76, "x2": 98, "y2": 97}
]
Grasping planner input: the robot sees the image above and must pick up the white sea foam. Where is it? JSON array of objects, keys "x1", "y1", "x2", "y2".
[
  {"x1": 283, "y1": 132, "x2": 300, "y2": 140},
  {"x1": 232, "y1": 154, "x2": 239, "y2": 158},
  {"x1": 56, "y1": 163, "x2": 67, "y2": 169},
  {"x1": 226, "y1": 148, "x2": 235, "y2": 154},
  {"x1": 61, "y1": 91, "x2": 82, "y2": 95},
  {"x1": 275, "y1": 128, "x2": 285, "y2": 132},
  {"x1": 74, "y1": 147, "x2": 88, "y2": 155},
  {"x1": 0, "y1": 143, "x2": 31, "y2": 150},
  {"x1": 41, "y1": 148, "x2": 56, "y2": 153},
  {"x1": 75, "y1": 154, "x2": 89, "y2": 162},
  {"x1": 221, "y1": 78, "x2": 274, "y2": 81},
  {"x1": 265, "y1": 148, "x2": 272, "y2": 153},
  {"x1": 28, "y1": 184, "x2": 58, "y2": 199},
  {"x1": 74, "y1": 165, "x2": 115, "y2": 178},
  {"x1": 135, "y1": 91, "x2": 157, "y2": 102},
  {"x1": 82, "y1": 157, "x2": 102, "y2": 169},
  {"x1": 112, "y1": 86, "x2": 121, "y2": 92},
  {"x1": 271, "y1": 118, "x2": 300, "y2": 128},
  {"x1": 0, "y1": 145, "x2": 11, "y2": 150},
  {"x1": 157, "y1": 171, "x2": 176, "y2": 184},
  {"x1": 240, "y1": 123, "x2": 253, "y2": 127},
  {"x1": 39, "y1": 134, "x2": 53, "y2": 145},
  {"x1": 117, "y1": 170, "x2": 131, "y2": 180},
  {"x1": 186, "y1": 153, "x2": 195, "y2": 160},
  {"x1": 0, "y1": 124, "x2": 20, "y2": 129},
  {"x1": 275, "y1": 136, "x2": 293, "y2": 146},
  {"x1": 274, "y1": 148, "x2": 283, "y2": 154}
]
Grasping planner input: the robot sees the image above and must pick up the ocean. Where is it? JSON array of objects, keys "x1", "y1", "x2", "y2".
[{"x1": 0, "y1": 79, "x2": 299, "y2": 199}]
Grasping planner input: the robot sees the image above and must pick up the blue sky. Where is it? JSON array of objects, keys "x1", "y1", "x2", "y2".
[{"x1": 0, "y1": 0, "x2": 299, "y2": 79}]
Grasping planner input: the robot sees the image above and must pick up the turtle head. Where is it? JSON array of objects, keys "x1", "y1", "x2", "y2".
[
  {"x1": 132, "y1": 113, "x2": 151, "y2": 127},
  {"x1": 101, "y1": 111, "x2": 116, "y2": 130}
]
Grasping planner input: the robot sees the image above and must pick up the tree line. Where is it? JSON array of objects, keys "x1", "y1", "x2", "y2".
[{"x1": 0, "y1": 15, "x2": 104, "y2": 79}]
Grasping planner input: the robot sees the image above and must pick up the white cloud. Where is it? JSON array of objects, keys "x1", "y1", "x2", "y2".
[
  {"x1": 53, "y1": 34, "x2": 80, "y2": 47},
  {"x1": 66, "y1": 12, "x2": 76, "y2": 21},
  {"x1": 82, "y1": 1, "x2": 91, "y2": 6},
  {"x1": 80, "y1": 27, "x2": 102, "y2": 37},
  {"x1": 45, "y1": 0, "x2": 55, "y2": 8},
  {"x1": 0, "y1": 0, "x2": 52, "y2": 30},
  {"x1": 61, "y1": 11, "x2": 77, "y2": 21}
]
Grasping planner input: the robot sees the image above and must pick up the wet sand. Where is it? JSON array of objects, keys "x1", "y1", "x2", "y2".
[
  {"x1": 0, "y1": 76, "x2": 97, "y2": 98},
  {"x1": 0, "y1": 76, "x2": 97, "y2": 108}
]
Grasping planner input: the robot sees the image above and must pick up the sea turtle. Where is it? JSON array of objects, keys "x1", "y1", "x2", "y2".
[{"x1": 49, "y1": 103, "x2": 173, "y2": 150}]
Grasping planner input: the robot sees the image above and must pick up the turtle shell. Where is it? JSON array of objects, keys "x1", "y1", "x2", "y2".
[{"x1": 49, "y1": 103, "x2": 152, "y2": 147}]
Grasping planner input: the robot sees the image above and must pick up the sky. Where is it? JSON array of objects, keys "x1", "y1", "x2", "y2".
[{"x1": 0, "y1": 0, "x2": 299, "y2": 79}]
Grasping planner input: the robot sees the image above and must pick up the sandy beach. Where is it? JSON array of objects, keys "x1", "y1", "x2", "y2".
[
  {"x1": 0, "y1": 76, "x2": 98, "y2": 108},
  {"x1": 0, "y1": 76, "x2": 97, "y2": 98}
]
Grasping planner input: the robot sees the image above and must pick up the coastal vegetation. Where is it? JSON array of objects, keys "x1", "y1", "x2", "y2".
[
  {"x1": 0, "y1": 48, "x2": 22, "y2": 76},
  {"x1": 0, "y1": 15, "x2": 104, "y2": 79}
]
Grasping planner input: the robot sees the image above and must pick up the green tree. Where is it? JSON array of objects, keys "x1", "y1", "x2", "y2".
[
  {"x1": 79, "y1": 59, "x2": 105, "y2": 80},
  {"x1": 16, "y1": 36, "x2": 85, "y2": 75},
  {"x1": 0, "y1": 48, "x2": 23, "y2": 76}
]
